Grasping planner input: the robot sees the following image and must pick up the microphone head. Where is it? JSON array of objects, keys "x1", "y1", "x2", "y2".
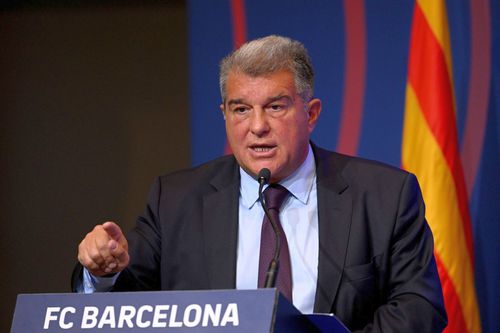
[{"x1": 257, "y1": 168, "x2": 271, "y2": 184}]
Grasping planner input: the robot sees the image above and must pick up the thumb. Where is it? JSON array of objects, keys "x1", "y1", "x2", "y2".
[
  {"x1": 108, "y1": 238, "x2": 129, "y2": 269},
  {"x1": 102, "y1": 221, "x2": 124, "y2": 242}
]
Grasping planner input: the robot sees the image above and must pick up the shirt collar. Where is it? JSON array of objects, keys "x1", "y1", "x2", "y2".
[{"x1": 239, "y1": 145, "x2": 316, "y2": 209}]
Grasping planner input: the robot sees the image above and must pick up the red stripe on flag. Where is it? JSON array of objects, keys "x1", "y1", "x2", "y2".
[
  {"x1": 407, "y1": 4, "x2": 474, "y2": 264},
  {"x1": 435, "y1": 253, "x2": 468, "y2": 333}
]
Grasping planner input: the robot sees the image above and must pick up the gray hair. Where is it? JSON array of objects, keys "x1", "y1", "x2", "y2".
[{"x1": 219, "y1": 35, "x2": 314, "y2": 102}]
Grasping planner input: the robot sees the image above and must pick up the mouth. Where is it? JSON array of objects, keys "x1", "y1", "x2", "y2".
[{"x1": 249, "y1": 144, "x2": 277, "y2": 154}]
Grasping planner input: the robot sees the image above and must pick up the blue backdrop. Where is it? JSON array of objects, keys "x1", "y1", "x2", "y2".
[{"x1": 188, "y1": 1, "x2": 500, "y2": 332}]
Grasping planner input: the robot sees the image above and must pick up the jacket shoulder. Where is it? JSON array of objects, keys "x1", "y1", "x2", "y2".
[
  {"x1": 313, "y1": 145, "x2": 414, "y2": 191},
  {"x1": 157, "y1": 154, "x2": 239, "y2": 193}
]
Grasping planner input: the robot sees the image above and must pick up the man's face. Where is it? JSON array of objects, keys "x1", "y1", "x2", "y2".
[{"x1": 221, "y1": 69, "x2": 321, "y2": 182}]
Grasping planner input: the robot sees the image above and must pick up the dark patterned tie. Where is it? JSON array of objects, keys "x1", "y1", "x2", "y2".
[{"x1": 258, "y1": 184, "x2": 293, "y2": 302}]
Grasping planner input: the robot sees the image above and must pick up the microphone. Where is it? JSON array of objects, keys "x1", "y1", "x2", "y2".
[
  {"x1": 257, "y1": 168, "x2": 271, "y2": 186},
  {"x1": 257, "y1": 168, "x2": 281, "y2": 288}
]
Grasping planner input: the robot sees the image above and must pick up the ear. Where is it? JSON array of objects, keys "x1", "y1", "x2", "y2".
[
  {"x1": 306, "y1": 98, "x2": 322, "y2": 133},
  {"x1": 220, "y1": 103, "x2": 226, "y2": 120}
]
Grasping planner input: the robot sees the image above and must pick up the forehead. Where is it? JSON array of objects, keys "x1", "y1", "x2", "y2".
[{"x1": 225, "y1": 70, "x2": 297, "y2": 102}]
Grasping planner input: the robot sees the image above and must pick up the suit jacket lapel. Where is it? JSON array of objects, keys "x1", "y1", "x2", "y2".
[
  {"x1": 202, "y1": 157, "x2": 240, "y2": 290},
  {"x1": 312, "y1": 146, "x2": 353, "y2": 313}
]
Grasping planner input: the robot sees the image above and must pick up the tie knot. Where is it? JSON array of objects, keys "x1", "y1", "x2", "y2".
[{"x1": 264, "y1": 184, "x2": 290, "y2": 211}]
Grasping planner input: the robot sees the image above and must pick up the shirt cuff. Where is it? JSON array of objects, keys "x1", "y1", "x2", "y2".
[{"x1": 81, "y1": 268, "x2": 121, "y2": 293}]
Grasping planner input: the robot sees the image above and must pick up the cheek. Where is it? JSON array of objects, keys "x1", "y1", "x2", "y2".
[
  {"x1": 226, "y1": 121, "x2": 246, "y2": 143},
  {"x1": 280, "y1": 119, "x2": 308, "y2": 143}
]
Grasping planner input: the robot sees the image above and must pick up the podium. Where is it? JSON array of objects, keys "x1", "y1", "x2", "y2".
[{"x1": 11, "y1": 289, "x2": 350, "y2": 332}]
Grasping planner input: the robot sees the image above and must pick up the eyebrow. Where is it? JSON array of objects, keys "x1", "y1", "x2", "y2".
[
  {"x1": 267, "y1": 94, "x2": 293, "y2": 104},
  {"x1": 226, "y1": 98, "x2": 245, "y2": 106},
  {"x1": 226, "y1": 94, "x2": 293, "y2": 106}
]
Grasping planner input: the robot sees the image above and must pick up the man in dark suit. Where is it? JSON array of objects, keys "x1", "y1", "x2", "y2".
[{"x1": 75, "y1": 35, "x2": 447, "y2": 332}]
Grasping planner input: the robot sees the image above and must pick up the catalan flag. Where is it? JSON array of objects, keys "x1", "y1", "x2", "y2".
[{"x1": 402, "y1": 1, "x2": 482, "y2": 332}]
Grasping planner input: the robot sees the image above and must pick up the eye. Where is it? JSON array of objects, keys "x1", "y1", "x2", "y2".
[
  {"x1": 231, "y1": 105, "x2": 250, "y2": 114},
  {"x1": 268, "y1": 103, "x2": 285, "y2": 112}
]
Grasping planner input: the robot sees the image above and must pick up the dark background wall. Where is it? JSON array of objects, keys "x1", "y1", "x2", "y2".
[{"x1": 0, "y1": 2, "x2": 188, "y2": 331}]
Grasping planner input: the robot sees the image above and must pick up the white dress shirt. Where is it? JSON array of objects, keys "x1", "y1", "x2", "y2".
[{"x1": 236, "y1": 145, "x2": 318, "y2": 314}]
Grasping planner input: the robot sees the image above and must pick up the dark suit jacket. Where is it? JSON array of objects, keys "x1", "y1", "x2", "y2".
[{"x1": 73, "y1": 145, "x2": 447, "y2": 332}]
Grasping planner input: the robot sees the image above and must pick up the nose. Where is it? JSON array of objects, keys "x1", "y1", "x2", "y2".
[{"x1": 249, "y1": 108, "x2": 270, "y2": 137}]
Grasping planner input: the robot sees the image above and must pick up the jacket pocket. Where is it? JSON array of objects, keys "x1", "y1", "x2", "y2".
[
  {"x1": 342, "y1": 254, "x2": 382, "y2": 293},
  {"x1": 343, "y1": 261, "x2": 375, "y2": 282}
]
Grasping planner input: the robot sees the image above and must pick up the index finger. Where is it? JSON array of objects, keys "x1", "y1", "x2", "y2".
[{"x1": 102, "y1": 221, "x2": 124, "y2": 242}]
